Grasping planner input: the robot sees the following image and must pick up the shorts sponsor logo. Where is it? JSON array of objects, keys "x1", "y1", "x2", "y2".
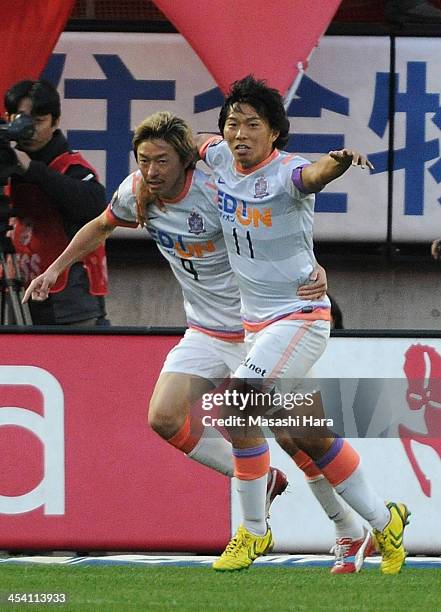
[{"x1": 241, "y1": 357, "x2": 267, "y2": 377}]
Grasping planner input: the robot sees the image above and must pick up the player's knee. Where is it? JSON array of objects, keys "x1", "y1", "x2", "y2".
[
  {"x1": 148, "y1": 398, "x2": 182, "y2": 439},
  {"x1": 274, "y1": 429, "x2": 299, "y2": 456},
  {"x1": 296, "y1": 437, "x2": 334, "y2": 460}
]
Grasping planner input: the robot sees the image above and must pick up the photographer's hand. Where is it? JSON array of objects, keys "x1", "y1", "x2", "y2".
[
  {"x1": 13, "y1": 148, "x2": 31, "y2": 172},
  {"x1": 22, "y1": 268, "x2": 60, "y2": 303}
]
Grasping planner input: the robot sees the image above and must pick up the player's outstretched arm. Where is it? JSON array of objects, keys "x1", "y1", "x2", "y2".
[
  {"x1": 22, "y1": 212, "x2": 114, "y2": 303},
  {"x1": 301, "y1": 149, "x2": 374, "y2": 193},
  {"x1": 297, "y1": 264, "x2": 327, "y2": 300},
  {"x1": 22, "y1": 268, "x2": 61, "y2": 303}
]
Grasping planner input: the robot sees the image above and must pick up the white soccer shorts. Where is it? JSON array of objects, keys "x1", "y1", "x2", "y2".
[
  {"x1": 232, "y1": 318, "x2": 330, "y2": 392},
  {"x1": 160, "y1": 328, "x2": 246, "y2": 383}
]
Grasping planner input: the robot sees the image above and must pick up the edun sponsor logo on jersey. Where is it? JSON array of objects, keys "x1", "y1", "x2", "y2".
[
  {"x1": 148, "y1": 227, "x2": 216, "y2": 259},
  {"x1": 217, "y1": 190, "x2": 272, "y2": 228}
]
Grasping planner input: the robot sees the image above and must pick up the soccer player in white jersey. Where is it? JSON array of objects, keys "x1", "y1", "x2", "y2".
[
  {"x1": 23, "y1": 112, "x2": 367, "y2": 567},
  {"x1": 197, "y1": 75, "x2": 410, "y2": 575}
]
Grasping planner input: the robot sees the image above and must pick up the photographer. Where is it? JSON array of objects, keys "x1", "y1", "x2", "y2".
[{"x1": 2, "y1": 79, "x2": 108, "y2": 325}]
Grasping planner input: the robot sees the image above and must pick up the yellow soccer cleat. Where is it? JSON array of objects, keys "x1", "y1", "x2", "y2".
[
  {"x1": 213, "y1": 524, "x2": 274, "y2": 571},
  {"x1": 372, "y1": 502, "x2": 411, "y2": 575}
]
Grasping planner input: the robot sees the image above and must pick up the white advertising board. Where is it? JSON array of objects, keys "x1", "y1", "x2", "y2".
[
  {"x1": 46, "y1": 33, "x2": 392, "y2": 241},
  {"x1": 232, "y1": 337, "x2": 441, "y2": 553},
  {"x1": 45, "y1": 33, "x2": 441, "y2": 242}
]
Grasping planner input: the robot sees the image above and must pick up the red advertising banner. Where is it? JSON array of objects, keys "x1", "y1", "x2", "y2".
[
  {"x1": 0, "y1": 0, "x2": 75, "y2": 113},
  {"x1": 0, "y1": 333, "x2": 230, "y2": 551}
]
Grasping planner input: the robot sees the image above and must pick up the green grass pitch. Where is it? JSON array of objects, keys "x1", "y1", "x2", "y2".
[{"x1": 0, "y1": 565, "x2": 439, "y2": 611}]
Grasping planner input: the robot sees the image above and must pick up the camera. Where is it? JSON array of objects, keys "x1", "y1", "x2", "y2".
[
  {"x1": 0, "y1": 113, "x2": 35, "y2": 237},
  {"x1": 0, "y1": 113, "x2": 35, "y2": 170},
  {"x1": 0, "y1": 113, "x2": 34, "y2": 143}
]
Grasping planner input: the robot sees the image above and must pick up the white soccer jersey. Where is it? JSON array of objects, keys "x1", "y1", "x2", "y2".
[
  {"x1": 200, "y1": 139, "x2": 330, "y2": 331},
  {"x1": 106, "y1": 168, "x2": 244, "y2": 341}
]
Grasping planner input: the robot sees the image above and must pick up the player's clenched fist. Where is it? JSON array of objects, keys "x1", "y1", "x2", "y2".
[{"x1": 22, "y1": 269, "x2": 60, "y2": 303}]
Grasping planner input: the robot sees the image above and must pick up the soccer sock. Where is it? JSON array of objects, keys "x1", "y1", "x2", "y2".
[
  {"x1": 167, "y1": 415, "x2": 233, "y2": 476},
  {"x1": 293, "y1": 450, "x2": 363, "y2": 540},
  {"x1": 316, "y1": 438, "x2": 390, "y2": 531},
  {"x1": 188, "y1": 427, "x2": 233, "y2": 476},
  {"x1": 334, "y1": 468, "x2": 390, "y2": 532},
  {"x1": 234, "y1": 443, "x2": 270, "y2": 536},
  {"x1": 236, "y1": 475, "x2": 268, "y2": 536},
  {"x1": 308, "y1": 477, "x2": 364, "y2": 540}
]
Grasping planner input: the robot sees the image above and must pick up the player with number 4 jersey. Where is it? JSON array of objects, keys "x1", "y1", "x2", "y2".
[{"x1": 107, "y1": 166, "x2": 244, "y2": 343}]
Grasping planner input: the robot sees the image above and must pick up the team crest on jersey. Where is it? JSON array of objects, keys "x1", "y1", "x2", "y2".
[
  {"x1": 187, "y1": 210, "x2": 206, "y2": 235},
  {"x1": 253, "y1": 175, "x2": 269, "y2": 198}
]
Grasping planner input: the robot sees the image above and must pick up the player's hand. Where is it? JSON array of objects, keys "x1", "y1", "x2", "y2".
[
  {"x1": 329, "y1": 149, "x2": 374, "y2": 171},
  {"x1": 297, "y1": 265, "x2": 327, "y2": 300},
  {"x1": 22, "y1": 269, "x2": 59, "y2": 303},
  {"x1": 431, "y1": 239, "x2": 441, "y2": 260}
]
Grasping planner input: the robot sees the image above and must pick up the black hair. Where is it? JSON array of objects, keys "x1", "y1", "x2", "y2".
[
  {"x1": 4, "y1": 80, "x2": 61, "y2": 121},
  {"x1": 218, "y1": 75, "x2": 290, "y2": 150}
]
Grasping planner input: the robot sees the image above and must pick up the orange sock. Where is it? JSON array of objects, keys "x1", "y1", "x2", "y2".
[
  {"x1": 315, "y1": 438, "x2": 360, "y2": 486},
  {"x1": 167, "y1": 414, "x2": 204, "y2": 454},
  {"x1": 233, "y1": 443, "x2": 270, "y2": 480},
  {"x1": 292, "y1": 449, "x2": 323, "y2": 479}
]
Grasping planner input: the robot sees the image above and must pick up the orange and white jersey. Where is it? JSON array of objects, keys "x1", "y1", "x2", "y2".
[
  {"x1": 200, "y1": 139, "x2": 331, "y2": 332},
  {"x1": 106, "y1": 168, "x2": 244, "y2": 342}
]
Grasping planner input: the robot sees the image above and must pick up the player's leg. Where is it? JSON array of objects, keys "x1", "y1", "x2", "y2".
[
  {"x1": 212, "y1": 375, "x2": 274, "y2": 571},
  {"x1": 149, "y1": 330, "x2": 287, "y2": 515},
  {"x1": 149, "y1": 370, "x2": 235, "y2": 474},
  {"x1": 255, "y1": 318, "x2": 376, "y2": 572},
  {"x1": 149, "y1": 329, "x2": 235, "y2": 473},
  {"x1": 261, "y1": 318, "x2": 409, "y2": 574},
  {"x1": 296, "y1": 434, "x2": 409, "y2": 574},
  {"x1": 214, "y1": 319, "x2": 329, "y2": 571},
  {"x1": 275, "y1": 428, "x2": 368, "y2": 573},
  {"x1": 281, "y1": 434, "x2": 373, "y2": 572}
]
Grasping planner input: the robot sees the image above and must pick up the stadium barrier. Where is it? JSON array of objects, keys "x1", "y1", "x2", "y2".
[{"x1": 0, "y1": 328, "x2": 439, "y2": 554}]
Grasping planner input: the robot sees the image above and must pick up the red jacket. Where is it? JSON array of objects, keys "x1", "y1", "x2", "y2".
[{"x1": 9, "y1": 151, "x2": 108, "y2": 295}]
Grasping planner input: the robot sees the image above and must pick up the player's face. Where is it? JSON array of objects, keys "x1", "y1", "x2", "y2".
[
  {"x1": 223, "y1": 103, "x2": 279, "y2": 169},
  {"x1": 9, "y1": 97, "x2": 58, "y2": 153},
  {"x1": 137, "y1": 139, "x2": 187, "y2": 200}
]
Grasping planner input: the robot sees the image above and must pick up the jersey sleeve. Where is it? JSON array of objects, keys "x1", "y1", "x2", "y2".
[
  {"x1": 284, "y1": 155, "x2": 314, "y2": 200},
  {"x1": 199, "y1": 136, "x2": 226, "y2": 169},
  {"x1": 105, "y1": 171, "x2": 139, "y2": 228}
]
